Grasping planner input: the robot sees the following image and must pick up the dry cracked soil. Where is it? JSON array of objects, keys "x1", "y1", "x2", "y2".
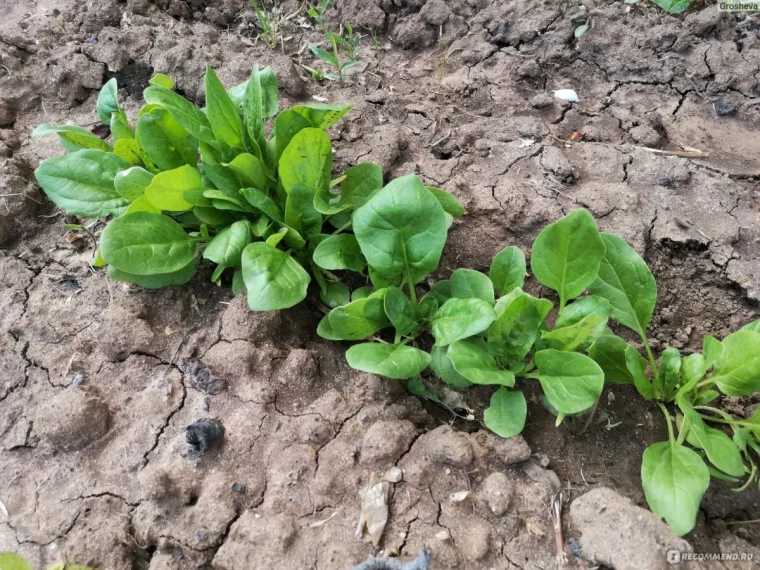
[{"x1": 1, "y1": 0, "x2": 760, "y2": 569}]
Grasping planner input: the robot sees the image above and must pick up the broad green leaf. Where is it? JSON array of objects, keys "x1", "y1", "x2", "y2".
[
  {"x1": 320, "y1": 281, "x2": 350, "y2": 308},
  {"x1": 227, "y1": 153, "x2": 268, "y2": 191},
  {"x1": 641, "y1": 442, "x2": 709, "y2": 536},
  {"x1": 534, "y1": 349, "x2": 604, "y2": 414},
  {"x1": 407, "y1": 377, "x2": 442, "y2": 403},
  {"x1": 589, "y1": 233, "x2": 657, "y2": 338},
  {"x1": 588, "y1": 334, "x2": 643, "y2": 385},
  {"x1": 681, "y1": 353, "x2": 707, "y2": 385},
  {"x1": 531, "y1": 209, "x2": 605, "y2": 307},
  {"x1": 32, "y1": 124, "x2": 112, "y2": 152},
  {"x1": 284, "y1": 185, "x2": 322, "y2": 240},
  {"x1": 96, "y1": 77, "x2": 120, "y2": 124},
  {"x1": 484, "y1": 387, "x2": 527, "y2": 438},
  {"x1": 144, "y1": 164, "x2": 202, "y2": 211},
  {"x1": 313, "y1": 185, "x2": 348, "y2": 215},
  {"x1": 266, "y1": 228, "x2": 288, "y2": 248},
  {"x1": 338, "y1": 162, "x2": 384, "y2": 208},
  {"x1": 313, "y1": 234, "x2": 365, "y2": 271},
  {"x1": 447, "y1": 339, "x2": 515, "y2": 386},
  {"x1": 319, "y1": 291, "x2": 390, "y2": 340},
  {"x1": 346, "y1": 343, "x2": 431, "y2": 379},
  {"x1": 204, "y1": 163, "x2": 242, "y2": 194},
  {"x1": 205, "y1": 189, "x2": 253, "y2": 212},
  {"x1": 430, "y1": 345, "x2": 472, "y2": 387},
  {"x1": 113, "y1": 139, "x2": 142, "y2": 166},
  {"x1": 740, "y1": 319, "x2": 760, "y2": 333},
  {"x1": 125, "y1": 196, "x2": 161, "y2": 214},
  {"x1": 34, "y1": 149, "x2": 130, "y2": 218},
  {"x1": 241, "y1": 242, "x2": 310, "y2": 311},
  {"x1": 0, "y1": 551, "x2": 34, "y2": 570},
  {"x1": 542, "y1": 296, "x2": 610, "y2": 352},
  {"x1": 384, "y1": 286, "x2": 416, "y2": 336},
  {"x1": 427, "y1": 186, "x2": 465, "y2": 217},
  {"x1": 432, "y1": 298, "x2": 496, "y2": 346},
  {"x1": 652, "y1": 0, "x2": 690, "y2": 13},
  {"x1": 352, "y1": 286, "x2": 374, "y2": 301},
  {"x1": 626, "y1": 345, "x2": 654, "y2": 399},
  {"x1": 279, "y1": 128, "x2": 332, "y2": 195},
  {"x1": 450, "y1": 268, "x2": 495, "y2": 305},
  {"x1": 114, "y1": 166, "x2": 154, "y2": 201},
  {"x1": 274, "y1": 109, "x2": 312, "y2": 161},
  {"x1": 711, "y1": 330, "x2": 760, "y2": 396},
  {"x1": 194, "y1": 206, "x2": 236, "y2": 226},
  {"x1": 136, "y1": 107, "x2": 198, "y2": 170},
  {"x1": 149, "y1": 73, "x2": 175, "y2": 89},
  {"x1": 144, "y1": 84, "x2": 217, "y2": 145},
  {"x1": 107, "y1": 259, "x2": 196, "y2": 288},
  {"x1": 489, "y1": 246, "x2": 526, "y2": 296},
  {"x1": 203, "y1": 220, "x2": 251, "y2": 267},
  {"x1": 487, "y1": 294, "x2": 542, "y2": 361},
  {"x1": 416, "y1": 295, "x2": 439, "y2": 323},
  {"x1": 494, "y1": 289, "x2": 554, "y2": 321},
  {"x1": 276, "y1": 224, "x2": 306, "y2": 249},
  {"x1": 679, "y1": 401, "x2": 745, "y2": 477},
  {"x1": 111, "y1": 110, "x2": 135, "y2": 142},
  {"x1": 430, "y1": 279, "x2": 452, "y2": 305},
  {"x1": 354, "y1": 175, "x2": 448, "y2": 284},
  {"x1": 703, "y1": 335, "x2": 723, "y2": 368},
  {"x1": 205, "y1": 66, "x2": 244, "y2": 148},
  {"x1": 693, "y1": 389, "x2": 719, "y2": 406},
  {"x1": 100, "y1": 212, "x2": 197, "y2": 275},
  {"x1": 291, "y1": 103, "x2": 352, "y2": 130},
  {"x1": 240, "y1": 187, "x2": 283, "y2": 221},
  {"x1": 658, "y1": 347, "x2": 682, "y2": 398}
]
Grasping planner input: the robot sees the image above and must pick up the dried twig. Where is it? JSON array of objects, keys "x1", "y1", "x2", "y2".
[{"x1": 551, "y1": 491, "x2": 568, "y2": 566}]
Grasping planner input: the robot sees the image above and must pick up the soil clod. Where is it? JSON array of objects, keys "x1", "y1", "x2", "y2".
[
  {"x1": 185, "y1": 418, "x2": 225, "y2": 458},
  {"x1": 352, "y1": 547, "x2": 432, "y2": 570}
]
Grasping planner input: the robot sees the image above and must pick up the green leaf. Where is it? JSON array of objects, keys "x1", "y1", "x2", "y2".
[
  {"x1": 427, "y1": 186, "x2": 465, "y2": 217},
  {"x1": 652, "y1": 0, "x2": 690, "y2": 13},
  {"x1": 34, "y1": 149, "x2": 130, "y2": 218},
  {"x1": 274, "y1": 109, "x2": 312, "y2": 162},
  {"x1": 320, "y1": 281, "x2": 350, "y2": 308},
  {"x1": 313, "y1": 234, "x2": 365, "y2": 271},
  {"x1": 107, "y1": 259, "x2": 196, "y2": 288},
  {"x1": 0, "y1": 551, "x2": 34, "y2": 570},
  {"x1": 284, "y1": 185, "x2": 322, "y2": 240},
  {"x1": 588, "y1": 334, "x2": 642, "y2": 384},
  {"x1": 430, "y1": 345, "x2": 472, "y2": 387},
  {"x1": 531, "y1": 209, "x2": 606, "y2": 307},
  {"x1": 125, "y1": 196, "x2": 161, "y2": 214},
  {"x1": 143, "y1": 84, "x2": 217, "y2": 146},
  {"x1": 144, "y1": 164, "x2": 202, "y2": 211},
  {"x1": 241, "y1": 242, "x2": 310, "y2": 311},
  {"x1": 240, "y1": 187, "x2": 283, "y2": 221},
  {"x1": 203, "y1": 220, "x2": 251, "y2": 267},
  {"x1": 354, "y1": 175, "x2": 448, "y2": 284},
  {"x1": 114, "y1": 166, "x2": 154, "y2": 201},
  {"x1": 430, "y1": 279, "x2": 452, "y2": 306},
  {"x1": 111, "y1": 110, "x2": 135, "y2": 142},
  {"x1": 32, "y1": 124, "x2": 112, "y2": 152},
  {"x1": 384, "y1": 286, "x2": 416, "y2": 336},
  {"x1": 588, "y1": 233, "x2": 657, "y2": 338},
  {"x1": 626, "y1": 345, "x2": 654, "y2": 399},
  {"x1": 136, "y1": 107, "x2": 198, "y2": 170},
  {"x1": 534, "y1": 349, "x2": 604, "y2": 415},
  {"x1": 346, "y1": 343, "x2": 431, "y2": 379},
  {"x1": 659, "y1": 347, "x2": 682, "y2": 398},
  {"x1": 205, "y1": 66, "x2": 244, "y2": 149},
  {"x1": 113, "y1": 139, "x2": 142, "y2": 166},
  {"x1": 487, "y1": 293, "x2": 542, "y2": 361},
  {"x1": 416, "y1": 295, "x2": 439, "y2": 323},
  {"x1": 290, "y1": 103, "x2": 352, "y2": 129},
  {"x1": 681, "y1": 353, "x2": 707, "y2": 386},
  {"x1": 447, "y1": 339, "x2": 515, "y2": 386},
  {"x1": 641, "y1": 442, "x2": 709, "y2": 536},
  {"x1": 484, "y1": 387, "x2": 527, "y2": 438},
  {"x1": 450, "y1": 268, "x2": 495, "y2": 305},
  {"x1": 279, "y1": 128, "x2": 332, "y2": 195},
  {"x1": 432, "y1": 298, "x2": 496, "y2": 346},
  {"x1": 100, "y1": 212, "x2": 197, "y2": 275},
  {"x1": 711, "y1": 330, "x2": 760, "y2": 396},
  {"x1": 542, "y1": 296, "x2": 610, "y2": 352},
  {"x1": 310, "y1": 43, "x2": 339, "y2": 66},
  {"x1": 352, "y1": 286, "x2": 374, "y2": 301},
  {"x1": 703, "y1": 335, "x2": 723, "y2": 368},
  {"x1": 227, "y1": 153, "x2": 268, "y2": 191},
  {"x1": 149, "y1": 73, "x2": 175, "y2": 89},
  {"x1": 489, "y1": 246, "x2": 526, "y2": 296},
  {"x1": 740, "y1": 319, "x2": 760, "y2": 333},
  {"x1": 318, "y1": 291, "x2": 390, "y2": 340},
  {"x1": 679, "y1": 401, "x2": 745, "y2": 477},
  {"x1": 339, "y1": 163, "x2": 384, "y2": 208},
  {"x1": 96, "y1": 77, "x2": 120, "y2": 124}
]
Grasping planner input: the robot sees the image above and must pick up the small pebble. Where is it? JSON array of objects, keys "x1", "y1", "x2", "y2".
[
  {"x1": 383, "y1": 467, "x2": 403, "y2": 483},
  {"x1": 232, "y1": 483, "x2": 246, "y2": 494}
]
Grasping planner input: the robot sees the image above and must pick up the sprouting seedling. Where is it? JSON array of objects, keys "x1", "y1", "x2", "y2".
[
  {"x1": 568, "y1": 7, "x2": 590, "y2": 38},
  {"x1": 309, "y1": 24, "x2": 361, "y2": 83},
  {"x1": 307, "y1": 0, "x2": 330, "y2": 26}
]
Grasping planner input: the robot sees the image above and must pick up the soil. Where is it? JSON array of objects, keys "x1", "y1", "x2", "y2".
[{"x1": 1, "y1": 0, "x2": 760, "y2": 569}]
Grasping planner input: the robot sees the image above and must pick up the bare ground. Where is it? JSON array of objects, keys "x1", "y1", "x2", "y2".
[{"x1": 1, "y1": 0, "x2": 760, "y2": 568}]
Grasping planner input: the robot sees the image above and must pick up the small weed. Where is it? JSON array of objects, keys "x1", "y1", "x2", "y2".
[
  {"x1": 306, "y1": 0, "x2": 330, "y2": 27},
  {"x1": 249, "y1": 0, "x2": 302, "y2": 51},
  {"x1": 307, "y1": 23, "x2": 361, "y2": 83}
]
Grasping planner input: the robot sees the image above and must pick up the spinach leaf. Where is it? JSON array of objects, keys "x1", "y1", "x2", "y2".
[
  {"x1": 338, "y1": 162, "x2": 384, "y2": 208},
  {"x1": 449, "y1": 268, "x2": 495, "y2": 305},
  {"x1": 144, "y1": 165, "x2": 202, "y2": 211},
  {"x1": 205, "y1": 65, "x2": 245, "y2": 149},
  {"x1": 489, "y1": 246, "x2": 526, "y2": 296},
  {"x1": 710, "y1": 330, "x2": 760, "y2": 396},
  {"x1": 143, "y1": 84, "x2": 217, "y2": 146},
  {"x1": 136, "y1": 107, "x2": 198, "y2": 170},
  {"x1": 588, "y1": 334, "x2": 643, "y2": 385},
  {"x1": 432, "y1": 298, "x2": 496, "y2": 346},
  {"x1": 346, "y1": 343, "x2": 430, "y2": 379},
  {"x1": 312, "y1": 234, "x2": 365, "y2": 271},
  {"x1": 279, "y1": 128, "x2": 332, "y2": 196},
  {"x1": 203, "y1": 220, "x2": 251, "y2": 267},
  {"x1": 241, "y1": 242, "x2": 310, "y2": 311},
  {"x1": 96, "y1": 78, "x2": 120, "y2": 124},
  {"x1": 108, "y1": 259, "x2": 196, "y2": 288},
  {"x1": 484, "y1": 387, "x2": 527, "y2": 438},
  {"x1": 33, "y1": 124, "x2": 112, "y2": 152},
  {"x1": 114, "y1": 166, "x2": 154, "y2": 201},
  {"x1": 383, "y1": 286, "x2": 417, "y2": 336},
  {"x1": 447, "y1": 339, "x2": 515, "y2": 386},
  {"x1": 533, "y1": 349, "x2": 604, "y2": 414},
  {"x1": 430, "y1": 345, "x2": 472, "y2": 387}
]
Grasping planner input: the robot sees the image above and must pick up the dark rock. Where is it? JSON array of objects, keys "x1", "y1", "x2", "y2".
[
  {"x1": 715, "y1": 102, "x2": 736, "y2": 116},
  {"x1": 185, "y1": 418, "x2": 225, "y2": 458}
]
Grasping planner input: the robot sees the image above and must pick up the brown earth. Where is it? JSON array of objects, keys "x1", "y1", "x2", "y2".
[{"x1": 1, "y1": 0, "x2": 760, "y2": 568}]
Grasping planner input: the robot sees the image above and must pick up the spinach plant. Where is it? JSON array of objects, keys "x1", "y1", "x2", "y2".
[
  {"x1": 652, "y1": 0, "x2": 690, "y2": 13},
  {"x1": 0, "y1": 551, "x2": 96, "y2": 570},
  {"x1": 34, "y1": 66, "x2": 461, "y2": 313}
]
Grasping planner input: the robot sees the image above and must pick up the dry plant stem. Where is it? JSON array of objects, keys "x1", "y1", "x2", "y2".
[{"x1": 551, "y1": 491, "x2": 568, "y2": 566}]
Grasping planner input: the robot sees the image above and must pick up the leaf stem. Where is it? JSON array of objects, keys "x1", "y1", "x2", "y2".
[
  {"x1": 408, "y1": 282, "x2": 417, "y2": 306},
  {"x1": 642, "y1": 334, "x2": 660, "y2": 379},
  {"x1": 331, "y1": 220, "x2": 352, "y2": 235},
  {"x1": 657, "y1": 402, "x2": 676, "y2": 446}
]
